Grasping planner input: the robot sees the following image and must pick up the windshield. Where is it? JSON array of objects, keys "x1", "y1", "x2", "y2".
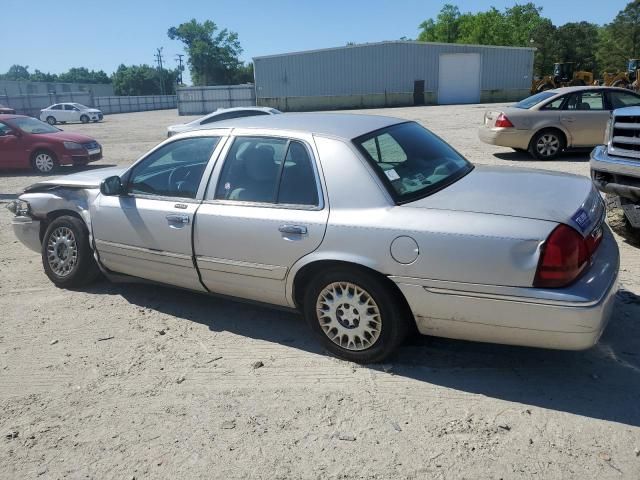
[
  {"x1": 514, "y1": 91, "x2": 556, "y2": 109},
  {"x1": 354, "y1": 122, "x2": 473, "y2": 203},
  {"x1": 72, "y1": 103, "x2": 89, "y2": 110},
  {"x1": 8, "y1": 117, "x2": 60, "y2": 134}
]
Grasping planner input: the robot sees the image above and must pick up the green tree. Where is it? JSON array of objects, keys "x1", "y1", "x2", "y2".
[
  {"x1": 1, "y1": 64, "x2": 31, "y2": 81},
  {"x1": 111, "y1": 64, "x2": 177, "y2": 96},
  {"x1": 232, "y1": 62, "x2": 254, "y2": 84},
  {"x1": 30, "y1": 69, "x2": 59, "y2": 82},
  {"x1": 58, "y1": 67, "x2": 111, "y2": 84},
  {"x1": 554, "y1": 22, "x2": 600, "y2": 72},
  {"x1": 418, "y1": 4, "x2": 461, "y2": 42},
  {"x1": 168, "y1": 19, "x2": 244, "y2": 85},
  {"x1": 597, "y1": 1, "x2": 640, "y2": 72},
  {"x1": 530, "y1": 19, "x2": 557, "y2": 75}
]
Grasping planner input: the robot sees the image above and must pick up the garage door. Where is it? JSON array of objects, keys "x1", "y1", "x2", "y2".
[{"x1": 438, "y1": 53, "x2": 481, "y2": 105}]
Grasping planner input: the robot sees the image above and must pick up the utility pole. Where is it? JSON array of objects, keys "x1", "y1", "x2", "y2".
[
  {"x1": 175, "y1": 54, "x2": 185, "y2": 85},
  {"x1": 154, "y1": 47, "x2": 165, "y2": 96}
]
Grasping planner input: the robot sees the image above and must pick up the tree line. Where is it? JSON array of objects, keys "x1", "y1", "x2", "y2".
[{"x1": 418, "y1": 1, "x2": 640, "y2": 76}]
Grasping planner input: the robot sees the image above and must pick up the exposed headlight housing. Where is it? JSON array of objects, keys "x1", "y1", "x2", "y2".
[
  {"x1": 64, "y1": 141, "x2": 84, "y2": 150},
  {"x1": 6, "y1": 200, "x2": 30, "y2": 216},
  {"x1": 603, "y1": 116, "x2": 613, "y2": 145}
]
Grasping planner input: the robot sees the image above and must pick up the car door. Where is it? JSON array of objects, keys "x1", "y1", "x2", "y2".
[
  {"x1": 560, "y1": 90, "x2": 610, "y2": 147},
  {"x1": 63, "y1": 104, "x2": 78, "y2": 122},
  {"x1": 607, "y1": 90, "x2": 640, "y2": 109},
  {"x1": 193, "y1": 134, "x2": 328, "y2": 306},
  {"x1": 0, "y1": 122, "x2": 23, "y2": 168},
  {"x1": 92, "y1": 135, "x2": 224, "y2": 290}
]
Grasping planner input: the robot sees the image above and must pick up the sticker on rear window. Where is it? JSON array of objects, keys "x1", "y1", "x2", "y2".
[
  {"x1": 385, "y1": 169, "x2": 400, "y2": 181},
  {"x1": 571, "y1": 208, "x2": 591, "y2": 232}
]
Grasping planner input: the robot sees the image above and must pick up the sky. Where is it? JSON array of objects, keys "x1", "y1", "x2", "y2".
[{"x1": 0, "y1": 0, "x2": 631, "y2": 85}]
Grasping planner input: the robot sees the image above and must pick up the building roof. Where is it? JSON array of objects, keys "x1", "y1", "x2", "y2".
[
  {"x1": 194, "y1": 112, "x2": 404, "y2": 139},
  {"x1": 253, "y1": 40, "x2": 536, "y2": 61}
]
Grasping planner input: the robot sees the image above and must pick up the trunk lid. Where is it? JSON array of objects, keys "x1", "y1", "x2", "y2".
[{"x1": 406, "y1": 165, "x2": 604, "y2": 236}]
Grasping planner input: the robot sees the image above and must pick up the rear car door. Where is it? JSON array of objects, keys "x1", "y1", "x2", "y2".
[
  {"x1": 92, "y1": 135, "x2": 224, "y2": 290},
  {"x1": 193, "y1": 134, "x2": 328, "y2": 306},
  {"x1": 560, "y1": 90, "x2": 610, "y2": 146}
]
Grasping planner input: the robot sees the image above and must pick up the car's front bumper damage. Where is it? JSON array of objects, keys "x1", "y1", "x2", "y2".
[{"x1": 11, "y1": 215, "x2": 41, "y2": 253}]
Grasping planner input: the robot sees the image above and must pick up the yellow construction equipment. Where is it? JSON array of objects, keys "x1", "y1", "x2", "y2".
[
  {"x1": 530, "y1": 62, "x2": 594, "y2": 94},
  {"x1": 600, "y1": 59, "x2": 640, "y2": 90}
]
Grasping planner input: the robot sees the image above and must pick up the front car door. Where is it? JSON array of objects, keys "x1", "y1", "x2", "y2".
[
  {"x1": 0, "y1": 122, "x2": 24, "y2": 168},
  {"x1": 193, "y1": 133, "x2": 329, "y2": 306},
  {"x1": 63, "y1": 104, "x2": 78, "y2": 122},
  {"x1": 91, "y1": 135, "x2": 225, "y2": 290},
  {"x1": 560, "y1": 90, "x2": 610, "y2": 147}
]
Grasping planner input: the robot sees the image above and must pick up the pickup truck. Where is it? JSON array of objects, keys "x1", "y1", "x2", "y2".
[{"x1": 591, "y1": 106, "x2": 640, "y2": 229}]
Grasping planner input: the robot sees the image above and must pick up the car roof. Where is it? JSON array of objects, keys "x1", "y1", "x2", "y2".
[
  {"x1": 195, "y1": 112, "x2": 405, "y2": 139},
  {"x1": 548, "y1": 86, "x2": 634, "y2": 94},
  {"x1": 0, "y1": 114, "x2": 26, "y2": 120}
]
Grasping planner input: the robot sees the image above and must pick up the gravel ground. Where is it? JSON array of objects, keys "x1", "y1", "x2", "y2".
[{"x1": 1, "y1": 105, "x2": 639, "y2": 479}]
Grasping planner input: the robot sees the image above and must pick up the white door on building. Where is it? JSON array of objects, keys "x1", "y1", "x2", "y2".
[{"x1": 438, "y1": 53, "x2": 481, "y2": 105}]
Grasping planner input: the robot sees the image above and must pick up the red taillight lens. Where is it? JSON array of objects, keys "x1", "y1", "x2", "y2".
[
  {"x1": 494, "y1": 113, "x2": 514, "y2": 128},
  {"x1": 534, "y1": 225, "x2": 591, "y2": 288}
]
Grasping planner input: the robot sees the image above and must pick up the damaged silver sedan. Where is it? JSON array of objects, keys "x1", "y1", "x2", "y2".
[{"x1": 8, "y1": 113, "x2": 619, "y2": 363}]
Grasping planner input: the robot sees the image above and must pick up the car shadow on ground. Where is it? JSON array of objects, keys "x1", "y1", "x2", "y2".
[
  {"x1": 493, "y1": 151, "x2": 590, "y2": 162},
  {"x1": 85, "y1": 280, "x2": 640, "y2": 427},
  {"x1": 0, "y1": 163, "x2": 118, "y2": 178}
]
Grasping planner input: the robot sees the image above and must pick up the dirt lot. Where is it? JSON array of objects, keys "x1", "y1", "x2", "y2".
[{"x1": 1, "y1": 105, "x2": 639, "y2": 479}]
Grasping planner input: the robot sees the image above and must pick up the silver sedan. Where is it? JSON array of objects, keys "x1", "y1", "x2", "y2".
[
  {"x1": 479, "y1": 86, "x2": 640, "y2": 160},
  {"x1": 8, "y1": 113, "x2": 619, "y2": 363}
]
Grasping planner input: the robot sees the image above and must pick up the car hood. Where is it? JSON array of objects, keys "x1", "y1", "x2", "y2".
[
  {"x1": 23, "y1": 166, "x2": 126, "y2": 192},
  {"x1": 406, "y1": 165, "x2": 604, "y2": 235},
  {"x1": 35, "y1": 131, "x2": 99, "y2": 143}
]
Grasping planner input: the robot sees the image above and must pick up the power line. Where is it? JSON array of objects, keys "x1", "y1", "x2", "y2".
[
  {"x1": 175, "y1": 54, "x2": 185, "y2": 85},
  {"x1": 154, "y1": 47, "x2": 165, "y2": 95}
]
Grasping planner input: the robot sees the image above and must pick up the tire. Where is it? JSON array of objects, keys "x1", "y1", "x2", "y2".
[
  {"x1": 303, "y1": 266, "x2": 411, "y2": 363},
  {"x1": 529, "y1": 129, "x2": 565, "y2": 160},
  {"x1": 80, "y1": 115, "x2": 89, "y2": 124},
  {"x1": 46, "y1": 116, "x2": 57, "y2": 125},
  {"x1": 31, "y1": 150, "x2": 57, "y2": 173},
  {"x1": 41, "y1": 216, "x2": 101, "y2": 288}
]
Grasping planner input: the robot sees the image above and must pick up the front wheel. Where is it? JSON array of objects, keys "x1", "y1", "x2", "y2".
[
  {"x1": 31, "y1": 150, "x2": 57, "y2": 173},
  {"x1": 529, "y1": 130, "x2": 565, "y2": 160},
  {"x1": 42, "y1": 216, "x2": 101, "y2": 288},
  {"x1": 303, "y1": 267, "x2": 410, "y2": 363},
  {"x1": 46, "y1": 116, "x2": 57, "y2": 125},
  {"x1": 80, "y1": 115, "x2": 89, "y2": 124}
]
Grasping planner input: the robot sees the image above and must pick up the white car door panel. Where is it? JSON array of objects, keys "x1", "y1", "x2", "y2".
[{"x1": 193, "y1": 135, "x2": 328, "y2": 306}]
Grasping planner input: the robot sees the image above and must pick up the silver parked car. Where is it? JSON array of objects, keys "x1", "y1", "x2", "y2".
[
  {"x1": 40, "y1": 103, "x2": 104, "y2": 125},
  {"x1": 8, "y1": 113, "x2": 619, "y2": 363},
  {"x1": 167, "y1": 107, "x2": 281, "y2": 137},
  {"x1": 479, "y1": 86, "x2": 640, "y2": 160}
]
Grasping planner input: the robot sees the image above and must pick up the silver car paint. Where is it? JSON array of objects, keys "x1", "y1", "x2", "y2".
[{"x1": 10, "y1": 113, "x2": 619, "y2": 350}]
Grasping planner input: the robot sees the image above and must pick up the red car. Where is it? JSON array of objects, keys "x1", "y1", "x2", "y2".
[{"x1": 0, "y1": 114, "x2": 102, "y2": 173}]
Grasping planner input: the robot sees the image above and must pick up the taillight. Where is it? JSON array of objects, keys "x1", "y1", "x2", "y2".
[
  {"x1": 534, "y1": 224, "x2": 597, "y2": 288},
  {"x1": 494, "y1": 113, "x2": 514, "y2": 128}
]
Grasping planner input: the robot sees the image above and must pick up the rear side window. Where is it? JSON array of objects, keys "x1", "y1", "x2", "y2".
[
  {"x1": 51, "y1": 104, "x2": 62, "y2": 110},
  {"x1": 565, "y1": 91, "x2": 605, "y2": 110},
  {"x1": 609, "y1": 91, "x2": 640, "y2": 109},
  {"x1": 541, "y1": 96, "x2": 566, "y2": 110},
  {"x1": 213, "y1": 137, "x2": 319, "y2": 207}
]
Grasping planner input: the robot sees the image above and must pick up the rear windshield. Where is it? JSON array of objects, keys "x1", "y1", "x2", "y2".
[
  {"x1": 514, "y1": 91, "x2": 556, "y2": 109},
  {"x1": 354, "y1": 122, "x2": 473, "y2": 203},
  {"x1": 8, "y1": 117, "x2": 60, "y2": 134}
]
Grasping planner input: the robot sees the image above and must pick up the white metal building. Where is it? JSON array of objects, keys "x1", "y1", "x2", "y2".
[{"x1": 253, "y1": 41, "x2": 535, "y2": 111}]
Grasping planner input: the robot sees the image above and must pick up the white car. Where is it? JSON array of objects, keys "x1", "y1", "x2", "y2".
[
  {"x1": 167, "y1": 107, "x2": 280, "y2": 137},
  {"x1": 40, "y1": 103, "x2": 104, "y2": 125}
]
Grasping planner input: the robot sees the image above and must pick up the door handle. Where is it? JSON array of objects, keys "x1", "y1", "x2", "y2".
[
  {"x1": 278, "y1": 224, "x2": 307, "y2": 235},
  {"x1": 166, "y1": 214, "x2": 190, "y2": 224}
]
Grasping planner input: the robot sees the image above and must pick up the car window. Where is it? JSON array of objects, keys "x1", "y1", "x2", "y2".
[
  {"x1": 354, "y1": 122, "x2": 473, "y2": 203},
  {"x1": 277, "y1": 142, "x2": 319, "y2": 206},
  {"x1": 540, "y1": 96, "x2": 566, "y2": 110},
  {"x1": 51, "y1": 104, "x2": 62, "y2": 110},
  {"x1": 8, "y1": 117, "x2": 59, "y2": 134},
  {"x1": 0, "y1": 122, "x2": 11, "y2": 135},
  {"x1": 64, "y1": 105, "x2": 75, "y2": 111},
  {"x1": 213, "y1": 137, "x2": 319, "y2": 207},
  {"x1": 514, "y1": 91, "x2": 556, "y2": 109},
  {"x1": 127, "y1": 137, "x2": 219, "y2": 199},
  {"x1": 609, "y1": 91, "x2": 640, "y2": 109},
  {"x1": 565, "y1": 91, "x2": 605, "y2": 111}
]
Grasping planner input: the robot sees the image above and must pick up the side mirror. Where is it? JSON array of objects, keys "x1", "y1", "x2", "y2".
[
  {"x1": 100, "y1": 175, "x2": 124, "y2": 196},
  {"x1": 0, "y1": 130, "x2": 17, "y2": 137}
]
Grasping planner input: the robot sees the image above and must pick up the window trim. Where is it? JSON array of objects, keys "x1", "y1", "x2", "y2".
[
  {"x1": 123, "y1": 136, "x2": 222, "y2": 202},
  {"x1": 205, "y1": 134, "x2": 324, "y2": 210},
  {"x1": 561, "y1": 89, "x2": 607, "y2": 111},
  {"x1": 353, "y1": 121, "x2": 474, "y2": 205}
]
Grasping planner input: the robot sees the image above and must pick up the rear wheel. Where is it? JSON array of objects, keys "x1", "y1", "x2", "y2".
[
  {"x1": 529, "y1": 129, "x2": 565, "y2": 160},
  {"x1": 41, "y1": 216, "x2": 101, "y2": 288},
  {"x1": 80, "y1": 114, "x2": 89, "y2": 124},
  {"x1": 303, "y1": 267, "x2": 410, "y2": 363},
  {"x1": 31, "y1": 150, "x2": 57, "y2": 173},
  {"x1": 46, "y1": 116, "x2": 57, "y2": 125}
]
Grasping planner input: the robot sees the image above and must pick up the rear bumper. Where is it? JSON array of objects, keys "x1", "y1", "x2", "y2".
[
  {"x1": 11, "y1": 216, "x2": 41, "y2": 253},
  {"x1": 391, "y1": 226, "x2": 620, "y2": 351},
  {"x1": 478, "y1": 126, "x2": 531, "y2": 149}
]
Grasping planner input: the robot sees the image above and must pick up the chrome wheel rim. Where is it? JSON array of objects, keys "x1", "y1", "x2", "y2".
[
  {"x1": 46, "y1": 227, "x2": 78, "y2": 277},
  {"x1": 47, "y1": 117, "x2": 56, "y2": 125},
  {"x1": 34, "y1": 153, "x2": 54, "y2": 172},
  {"x1": 536, "y1": 134, "x2": 560, "y2": 157},
  {"x1": 316, "y1": 282, "x2": 382, "y2": 351}
]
